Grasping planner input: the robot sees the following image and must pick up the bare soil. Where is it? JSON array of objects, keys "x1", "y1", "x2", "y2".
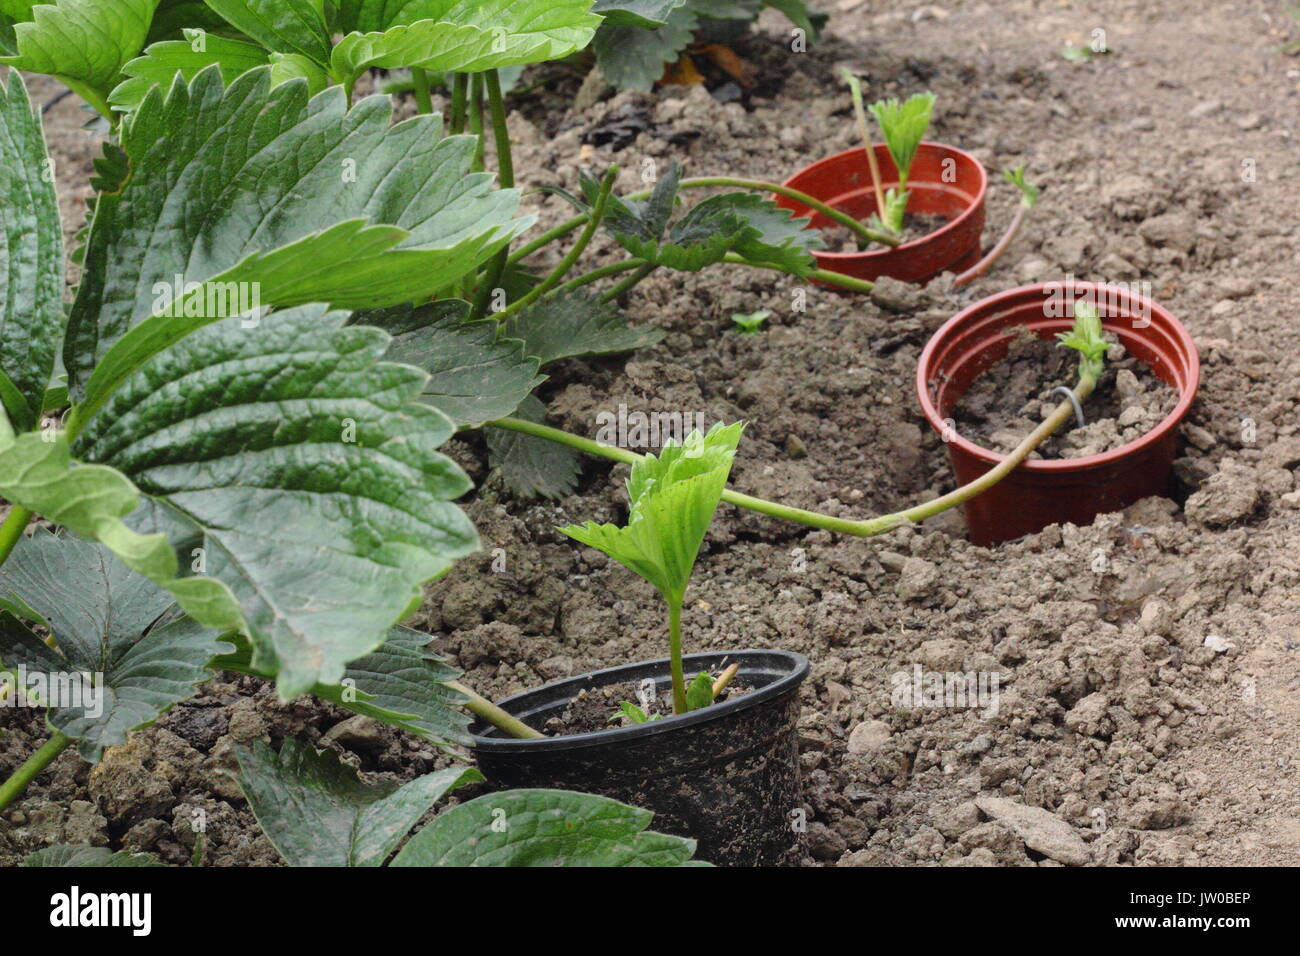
[{"x1": 2, "y1": 0, "x2": 1298, "y2": 868}]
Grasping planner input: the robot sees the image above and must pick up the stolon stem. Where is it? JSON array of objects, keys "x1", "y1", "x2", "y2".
[{"x1": 484, "y1": 374, "x2": 1096, "y2": 540}]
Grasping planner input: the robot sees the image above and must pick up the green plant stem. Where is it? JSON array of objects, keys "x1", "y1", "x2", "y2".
[
  {"x1": 0, "y1": 505, "x2": 31, "y2": 568},
  {"x1": 450, "y1": 73, "x2": 468, "y2": 134},
  {"x1": 667, "y1": 599, "x2": 687, "y2": 714},
  {"x1": 487, "y1": 375, "x2": 1096, "y2": 539},
  {"x1": 469, "y1": 74, "x2": 485, "y2": 172},
  {"x1": 492, "y1": 167, "x2": 619, "y2": 321},
  {"x1": 600, "y1": 262, "x2": 658, "y2": 302},
  {"x1": 471, "y1": 70, "x2": 515, "y2": 319},
  {"x1": 445, "y1": 681, "x2": 543, "y2": 740},
  {"x1": 555, "y1": 259, "x2": 646, "y2": 296},
  {"x1": 411, "y1": 67, "x2": 433, "y2": 114},
  {"x1": 670, "y1": 177, "x2": 898, "y2": 247},
  {"x1": 507, "y1": 214, "x2": 589, "y2": 266},
  {"x1": 0, "y1": 731, "x2": 71, "y2": 813},
  {"x1": 720, "y1": 254, "x2": 875, "y2": 293}
]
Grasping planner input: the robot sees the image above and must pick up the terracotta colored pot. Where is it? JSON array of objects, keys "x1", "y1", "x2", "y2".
[
  {"x1": 777, "y1": 141, "x2": 988, "y2": 285},
  {"x1": 916, "y1": 282, "x2": 1201, "y2": 546}
]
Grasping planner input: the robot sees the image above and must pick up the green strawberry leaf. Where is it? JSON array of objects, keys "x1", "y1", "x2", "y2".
[
  {"x1": 0, "y1": 0, "x2": 160, "y2": 107},
  {"x1": 486, "y1": 394, "x2": 582, "y2": 500},
  {"x1": 593, "y1": 0, "x2": 686, "y2": 27},
  {"x1": 501, "y1": 291, "x2": 663, "y2": 367},
  {"x1": 0, "y1": 528, "x2": 229, "y2": 761},
  {"x1": 591, "y1": 2, "x2": 697, "y2": 91},
  {"x1": 69, "y1": 305, "x2": 479, "y2": 698},
  {"x1": 330, "y1": 0, "x2": 602, "y2": 87},
  {"x1": 562, "y1": 421, "x2": 743, "y2": 606},
  {"x1": 22, "y1": 845, "x2": 163, "y2": 866},
  {"x1": 0, "y1": 71, "x2": 63, "y2": 432},
  {"x1": 391, "y1": 788, "x2": 702, "y2": 866},
  {"x1": 211, "y1": 625, "x2": 474, "y2": 748},
  {"x1": 684, "y1": 670, "x2": 714, "y2": 711},
  {"x1": 361, "y1": 302, "x2": 543, "y2": 428},
  {"x1": 234, "y1": 739, "x2": 482, "y2": 866},
  {"x1": 869, "y1": 92, "x2": 936, "y2": 187},
  {"x1": 65, "y1": 65, "x2": 530, "y2": 412},
  {"x1": 109, "y1": 30, "x2": 271, "y2": 112},
  {"x1": 204, "y1": 0, "x2": 332, "y2": 66}
]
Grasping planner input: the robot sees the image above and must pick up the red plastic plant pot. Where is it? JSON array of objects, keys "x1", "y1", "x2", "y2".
[
  {"x1": 777, "y1": 141, "x2": 988, "y2": 286},
  {"x1": 916, "y1": 281, "x2": 1201, "y2": 546}
]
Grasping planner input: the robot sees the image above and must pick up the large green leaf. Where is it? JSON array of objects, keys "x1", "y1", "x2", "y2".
[
  {"x1": 591, "y1": 2, "x2": 696, "y2": 92},
  {"x1": 0, "y1": 70, "x2": 62, "y2": 432},
  {"x1": 0, "y1": 0, "x2": 160, "y2": 105},
  {"x1": 204, "y1": 0, "x2": 332, "y2": 65},
  {"x1": 212, "y1": 625, "x2": 473, "y2": 747},
  {"x1": 70, "y1": 305, "x2": 480, "y2": 698},
  {"x1": 486, "y1": 394, "x2": 581, "y2": 500},
  {"x1": 391, "y1": 789, "x2": 702, "y2": 866},
  {"x1": 331, "y1": 0, "x2": 601, "y2": 85},
  {"x1": 357, "y1": 300, "x2": 542, "y2": 428},
  {"x1": 64, "y1": 65, "x2": 530, "y2": 410},
  {"x1": 562, "y1": 422, "x2": 742, "y2": 605},
  {"x1": 109, "y1": 30, "x2": 271, "y2": 112},
  {"x1": 23, "y1": 844, "x2": 163, "y2": 866},
  {"x1": 0, "y1": 529, "x2": 228, "y2": 761},
  {"x1": 234, "y1": 739, "x2": 482, "y2": 866},
  {"x1": 502, "y1": 291, "x2": 663, "y2": 367}
]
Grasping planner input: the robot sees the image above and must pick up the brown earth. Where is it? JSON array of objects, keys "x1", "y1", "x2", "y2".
[{"x1": 2, "y1": 0, "x2": 1298, "y2": 867}]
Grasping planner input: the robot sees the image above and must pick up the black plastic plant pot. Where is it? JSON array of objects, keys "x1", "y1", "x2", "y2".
[{"x1": 470, "y1": 649, "x2": 811, "y2": 867}]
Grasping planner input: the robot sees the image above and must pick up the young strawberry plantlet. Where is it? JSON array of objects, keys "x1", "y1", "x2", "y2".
[
  {"x1": 731, "y1": 309, "x2": 771, "y2": 334},
  {"x1": 560, "y1": 422, "x2": 743, "y2": 715}
]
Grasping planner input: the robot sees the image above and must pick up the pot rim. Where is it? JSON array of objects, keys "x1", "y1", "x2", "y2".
[
  {"x1": 470, "y1": 648, "x2": 810, "y2": 754},
  {"x1": 782, "y1": 140, "x2": 989, "y2": 263},
  {"x1": 915, "y1": 280, "x2": 1201, "y2": 472}
]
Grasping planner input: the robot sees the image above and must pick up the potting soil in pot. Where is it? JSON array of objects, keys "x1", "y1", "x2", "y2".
[
  {"x1": 546, "y1": 680, "x2": 756, "y2": 735},
  {"x1": 828, "y1": 212, "x2": 951, "y2": 252},
  {"x1": 952, "y1": 325, "x2": 1178, "y2": 459}
]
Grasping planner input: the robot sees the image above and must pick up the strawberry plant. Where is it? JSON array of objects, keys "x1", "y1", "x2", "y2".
[{"x1": 561, "y1": 423, "x2": 743, "y2": 714}]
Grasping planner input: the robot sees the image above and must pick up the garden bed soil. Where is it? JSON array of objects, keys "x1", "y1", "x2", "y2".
[
  {"x1": 952, "y1": 326, "x2": 1179, "y2": 458},
  {"x1": 3, "y1": 0, "x2": 1299, "y2": 868}
]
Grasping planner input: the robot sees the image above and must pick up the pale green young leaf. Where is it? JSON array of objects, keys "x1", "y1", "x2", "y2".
[
  {"x1": 869, "y1": 92, "x2": 935, "y2": 187},
  {"x1": 1002, "y1": 164, "x2": 1039, "y2": 209},
  {"x1": 1056, "y1": 301, "x2": 1107, "y2": 383},
  {"x1": 391, "y1": 789, "x2": 702, "y2": 866},
  {"x1": 234, "y1": 739, "x2": 482, "y2": 866},
  {"x1": 561, "y1": 422, "x2": 743, "y2": 606},
  {"x1": 0, "y1": 70, "x2": 63, "y2": 432},
  {"x1": 684, "y1": 670, "x2": 714, "y2": 711}
]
